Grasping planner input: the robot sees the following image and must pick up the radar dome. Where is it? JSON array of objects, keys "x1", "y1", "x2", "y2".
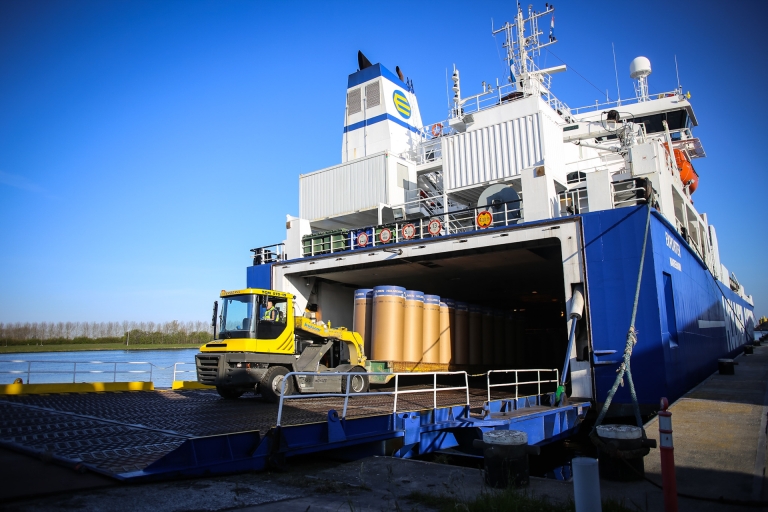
[{"x1": 629, "y1": 57, "x2": 652, "y2": 79}]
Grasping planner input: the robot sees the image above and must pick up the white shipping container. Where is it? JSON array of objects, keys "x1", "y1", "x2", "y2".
[
  {"x1": 442, "y1": 113, "x2": 543, "y2": 190},
  {"x1": 299, "y1": 152, "x2": 388, "y2": 221}
]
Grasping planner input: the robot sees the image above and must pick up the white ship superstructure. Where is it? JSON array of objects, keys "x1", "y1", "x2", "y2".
[
  {"x1": 285, "y1": 5, "x2": 749, "y2": 308},
  {"x1": 249, "y1": 4, "x2": 755, "y2": 412}
]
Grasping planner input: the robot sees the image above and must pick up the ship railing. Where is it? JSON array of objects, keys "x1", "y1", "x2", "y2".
[
  {"x1": 0, "y1": 359, "x2": 167, "y2": 385},
  {"x1": 443, "y1": 200, "x2": 524, "y2": 234},
  {"x1": 172, "y1": 362, "x2": 196, "y2": 382},
  {"x1": 341, "y1": 199, "x2": 525, "y2": 251},
  {"x1": 486, "y1": 368, "x2": 560, "y2": 403},
  {"x1": 408, "y1": 86, "x2": 575, "y2": 165},
  {"x1": 449, "y1": 81, "x2": 562, "y2": 119},
  {"x1": 301, "y1": 197, "x2": 525, "y2": 257},
  {"x1": 454, "y1": 83, "x2": 515, "y2": 117},
  {"x1": 558, "y1": 187, "x2": 589, "y2": 216},
  {"x1": 571, "y1": 88, "x2": 683, "y2": 116},
  {"x1": 674, "y1": 217, "x2": 685, "y2": 236},
  {"x1": 612, "y1": 178, "x2": 650, "y2": 208},
  {"x1": 275, "y1": 371, "x2": 470, "y2": 426},
  {"x1": 250, "y1": 243, "x2": 286, "y2": 266},
  {"x1": 410, "y1": 136, "x2": 443, "y2": 165}
]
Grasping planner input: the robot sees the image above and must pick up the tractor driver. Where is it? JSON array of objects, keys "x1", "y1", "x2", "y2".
[{"x1": 263, "y1": 301, "x2": 277, "y2": 321}]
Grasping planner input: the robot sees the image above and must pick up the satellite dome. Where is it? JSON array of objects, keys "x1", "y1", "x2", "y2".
[{"x1": 629, "y1": 56, "x2": 652, "y2": 79}]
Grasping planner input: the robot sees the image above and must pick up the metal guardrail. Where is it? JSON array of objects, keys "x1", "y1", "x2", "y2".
[
  {"x1": 558, "y1": 187, "x2": 589, "y2": 216},
  {"x1": 172, "y1": 362, "x2": 196, "y2": 382},
  {"x1": 301, "y1": 199, "x2": 525, "y2": 257},
  {"x1": 345, "y1": 200, "x2": 524, "y2": 250},
  {"x1": 0, "y1": 359, "x2": 165, "y2": 384},
  {"x1": 250, "y1": 243, "x2": 286, "y2": 265},
  {"x1": 486, "y1": 368, "x2": 559, "y2": 403},
  {"x1": 611, "y1": 179, "x2": 651, "y2": 208},
  {"x1": 276, "y1": 371, "x2": 470, "y2": 427},
  {"x1": 570, "y1": 89, "x2": 682, "y2": 115}
]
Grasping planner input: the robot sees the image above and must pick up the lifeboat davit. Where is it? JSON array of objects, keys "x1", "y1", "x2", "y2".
[{"x1": 673, "y1": 148, "x2": 699, "y2": 194}]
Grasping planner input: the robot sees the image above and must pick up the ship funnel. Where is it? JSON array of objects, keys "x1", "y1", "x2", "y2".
[
  {"x1": 630, "y1": 56, "x2": 652, "y2": 101},
  {"x1": 342, "y1": 56, "x2": 423, "y2": 162},
  {"x1": 358, "y1": 51, "x2": 373, "y2": 70}
]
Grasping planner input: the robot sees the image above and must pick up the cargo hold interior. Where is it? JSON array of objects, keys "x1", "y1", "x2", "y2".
[{"x1": 282, "y1": 236, "x2": 589, "y2": 380}]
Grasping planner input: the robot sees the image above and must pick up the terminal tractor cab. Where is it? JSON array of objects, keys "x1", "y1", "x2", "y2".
[{"x1": 195, "y1": 288, "x2": 369, "y2": 402}]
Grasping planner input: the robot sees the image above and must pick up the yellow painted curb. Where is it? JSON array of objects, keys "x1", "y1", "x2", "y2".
[
  {"x1": 0, "y1": 381, "x2": 154, "y2": 395},
  {"x1": 172, "y1": 381, "x2": 214, "y2": 390}
]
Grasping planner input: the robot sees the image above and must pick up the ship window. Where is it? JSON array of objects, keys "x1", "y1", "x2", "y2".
[
  {"x1": 365, "y1": 81, "x2": 380, "y2": 108},
  {"x1": 632, "y1": 110, "x2": 688, "y2": 134},
  {"x1": 599, "y1": 110, "x2": 689, "y2": 140},
  {"x1": 347, "y1": 88, "x2": 362, "y2": 115}
]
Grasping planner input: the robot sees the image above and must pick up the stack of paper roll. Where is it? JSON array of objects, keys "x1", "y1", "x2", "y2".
[
  {"x1": 505, "y1": 312, "x2": 516, "y2": 367},
  {"x1": 439, "y1": 299, "x2": 454, "y2": 364},
  {"x1": 514, "y1": 314, "x2": 526, "y2": 367},
  {"x1": 352, "y1": 289, "x2": 373, "y2": 358},
  {"x1": 454, "y1": 302, "x2": 469, "y2": 365},
  {"x1": 469, "y1": 305, "x2": 483, "y2": 365},
  {"x1": 402, "y1": 290, "x2": 424, "y2": 362},
  {"x1": 493, "y1": 310, "x2": 505, "y2": 364},
  {"x1": 422, "y1": 295, "x2": 441, "y2": 363},
  {"x1": 481, "y1": 307, "x2": 494, "y2": 365},
  {"x1": 371, "y1": 286, "x2": 405, "y2": 361}
]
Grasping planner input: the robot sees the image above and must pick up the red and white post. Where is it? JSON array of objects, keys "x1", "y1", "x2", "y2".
[{"x1": 659, "y1": 397, "x2": 678, "y2": 512}]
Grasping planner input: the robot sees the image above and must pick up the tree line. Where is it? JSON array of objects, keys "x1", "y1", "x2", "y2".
[{"x1": 0, "y1": 321, "x2": 212, "y2": 346}]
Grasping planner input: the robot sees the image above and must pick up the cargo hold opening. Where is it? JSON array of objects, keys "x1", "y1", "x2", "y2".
[{"x1": 285, "y1": 237, "x2": 578, "y2": 377}]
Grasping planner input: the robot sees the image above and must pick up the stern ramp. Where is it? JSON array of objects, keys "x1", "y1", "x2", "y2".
[{"x1": 0, "y1": 374, "x2": 588, "y2": 481}]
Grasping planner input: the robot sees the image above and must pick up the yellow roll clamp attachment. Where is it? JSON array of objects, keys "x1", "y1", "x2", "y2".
[{"x1": 294, "y1": 316, "x2": 366, "y2": 366}]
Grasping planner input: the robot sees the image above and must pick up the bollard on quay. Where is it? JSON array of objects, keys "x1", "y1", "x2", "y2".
[
  {"x1": 595, "y1": 424, "x2": 646, "y2": 481},
  {"x1": 718, "y1": 358, "x2": 735, "y2": 375},
  {"x1": 473, "y1": 430, "x2": 539, "y2": 488},
  {"x1": 659, "y1": 397, "x2": 678, "y2": 512}
]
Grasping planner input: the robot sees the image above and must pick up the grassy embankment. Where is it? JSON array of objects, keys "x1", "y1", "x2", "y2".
[{"x1": 0, "y1": 330, "x2": 211, "y2": 353}]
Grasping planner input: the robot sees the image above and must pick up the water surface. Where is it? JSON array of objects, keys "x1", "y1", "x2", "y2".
[{"x1": 0, "y1": 348, "x2": 200, "y2": 388}]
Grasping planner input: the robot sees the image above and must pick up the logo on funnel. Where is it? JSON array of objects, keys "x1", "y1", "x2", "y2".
[{"x1": 393, "y1": 90, "x2": 411, "y2": 119}]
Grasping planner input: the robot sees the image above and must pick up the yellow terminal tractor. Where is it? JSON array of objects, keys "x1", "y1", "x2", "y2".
[{"x1": 195, "y1": 288, "x2": 369, "y2": 402}]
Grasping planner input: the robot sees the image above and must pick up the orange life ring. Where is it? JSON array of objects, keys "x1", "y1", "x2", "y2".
[{"x1": 431, "y1": 123, "x2": 443, "y2": 137}]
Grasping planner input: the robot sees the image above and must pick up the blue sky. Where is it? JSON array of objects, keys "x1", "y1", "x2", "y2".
[{"x1": 1, "y1": 0, "x2": 765, "y2": 323}]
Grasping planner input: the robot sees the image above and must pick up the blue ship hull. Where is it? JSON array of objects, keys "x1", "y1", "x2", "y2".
[
  {"x1": 248, "y1": 206, "x2": 754, "y2": 417},
  {"x1": 583, "y1": 206, "x2": 754, "y2": 414}
]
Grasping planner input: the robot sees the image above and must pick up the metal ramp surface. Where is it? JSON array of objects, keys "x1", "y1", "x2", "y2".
[{"x1": 0, "y1": 387, "x2": 589, "y2": 481}]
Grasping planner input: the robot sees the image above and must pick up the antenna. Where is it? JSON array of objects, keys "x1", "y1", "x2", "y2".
[
  {"x1": 491, "y1": 3, "x2": 557, "y2": 90},
  {"x1": 674, "y1": 55, "x2": 681, "y2": 91},
  {"x1": 451, "y1": 65, "x2": 461, "y2": 114},
  {"x1": 445, "y1": 68, "x2": 451, "y2": 113},
  {"x1": 630, "y1": 56, "x2": 652, "y2": 102},
  {"x1": 612, "y1": 43, "x2": 621, "y2": 106}
]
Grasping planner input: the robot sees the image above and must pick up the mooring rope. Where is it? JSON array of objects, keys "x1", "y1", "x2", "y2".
[{"x1": 592, "y1": 199, "x2": 653, "y2": 434}]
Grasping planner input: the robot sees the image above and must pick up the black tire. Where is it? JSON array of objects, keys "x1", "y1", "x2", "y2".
[
  {"x1": 216, "y1": 386, "x2": 245, "y2": 399},
  {"x1": 340, "y1": 365, "x2": 369, "y2": 394},
  {"x1": 260, "y1": 366, "x2": 294, "y2": 403}
]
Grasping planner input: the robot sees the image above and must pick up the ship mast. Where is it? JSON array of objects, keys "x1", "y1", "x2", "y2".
[{"x1": 493, "y1": 3, "x2": 559, "y2": 94}]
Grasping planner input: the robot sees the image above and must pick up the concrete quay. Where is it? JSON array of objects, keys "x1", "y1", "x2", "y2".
[{"x1": 2, "y1": 346, "x2": 766, "y2": 511}]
